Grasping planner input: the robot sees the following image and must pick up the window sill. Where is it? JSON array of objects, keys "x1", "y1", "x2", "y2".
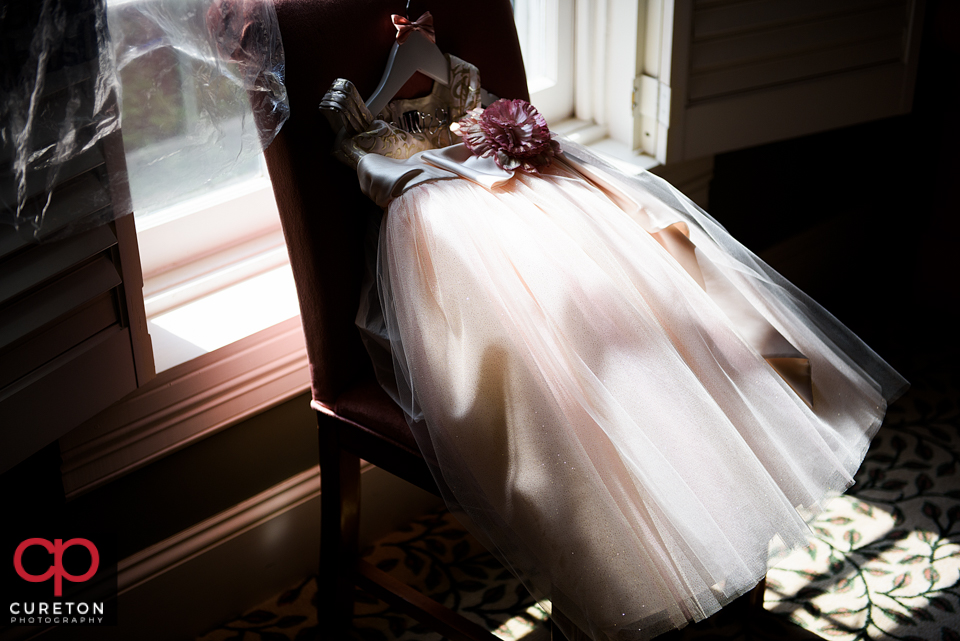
[
  {"x1": 554, "y1": 118, "x2": 714, "y2": 209},
  {"x1": 553, "y1": 118, "x2": 660, "y2": 175},
  {"x1": 148, "y1": 263, "x2": 300, "y2": 373}
]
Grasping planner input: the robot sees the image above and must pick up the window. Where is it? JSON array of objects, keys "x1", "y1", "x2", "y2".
[
  {"x1": 58, "y1": 0, "x2": 307, "y2": 497},
  {"x1": 513, "y1": 0, "x2": 575, "y2": 124},
  {"x1": 514, "y1": 0, "x2": 660, "y2": 174},
  {"x1": 531, "y1": 0, "x2": 924, "y2": 167},
  {"x1": 111, "y1": 0, "x2": 265, "y2": 216},
  {"x1": 105, "y1": 0, "x2": 298, "y2": 372}
]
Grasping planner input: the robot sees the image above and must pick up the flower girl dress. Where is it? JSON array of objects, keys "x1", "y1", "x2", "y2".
[{"x1": 320, "y1": 54, "x2": 907, "y2": 640}]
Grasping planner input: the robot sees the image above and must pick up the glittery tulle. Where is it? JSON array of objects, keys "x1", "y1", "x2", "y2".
[
  {"x1": 328, "y1": 55, "x2": 905, "y2": 640},
  {"x1": 361, "y1": 145, "x2": 906, "y2": 640}
]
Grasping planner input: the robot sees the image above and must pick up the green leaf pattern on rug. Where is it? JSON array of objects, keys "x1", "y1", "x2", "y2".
[
  {"x1": 351, "y1": 510, "x2": 539, "y2": 640},
  {"x1": 766, "y1": 372, "x2": 960, "y2": 641}
]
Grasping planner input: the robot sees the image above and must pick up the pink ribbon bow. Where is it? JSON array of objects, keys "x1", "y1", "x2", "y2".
[{"x1": 392, "y1": 11, "x2": 436, "y2": 44}]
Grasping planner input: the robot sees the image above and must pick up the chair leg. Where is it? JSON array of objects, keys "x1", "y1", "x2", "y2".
[
  {"x1": 318, "y1": 417, "x2": 361, "y2": 639},
  {"x1": 747, "y1": 575, "x2": 767, "y2": 610}
]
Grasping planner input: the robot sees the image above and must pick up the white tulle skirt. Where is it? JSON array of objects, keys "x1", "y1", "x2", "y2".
[{"x1": 360, "y1": 141, "x2": 906, "y2": 640}]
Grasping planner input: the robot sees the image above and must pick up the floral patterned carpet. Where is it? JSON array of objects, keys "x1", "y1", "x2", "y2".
[
  {"x1": 765, "y1": 365, "x2": 960, "y2": 640},
  {"x1": 198, "y1": 365, "x2": 960, "y2": 641}
]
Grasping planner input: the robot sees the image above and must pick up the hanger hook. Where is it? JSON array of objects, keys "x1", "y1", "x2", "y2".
[{"x1": 405, "y1": 0, "x2": 412, "y2": 18}]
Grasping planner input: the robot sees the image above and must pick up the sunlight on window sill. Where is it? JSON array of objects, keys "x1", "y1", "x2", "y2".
[
  {"x1": 147, "y1": 264, "x2": 300, "y2": 373},
  {"x1": 553, "y1": 118, "x2": 660, "y2": 176}
]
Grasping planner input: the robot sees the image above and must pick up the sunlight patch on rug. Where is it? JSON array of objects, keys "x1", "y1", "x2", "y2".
[{"x1": 766, "y1": 375, "x2": 960, "y2": 641}]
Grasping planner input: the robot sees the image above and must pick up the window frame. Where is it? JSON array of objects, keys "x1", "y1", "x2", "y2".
[
  {"x1": 514, "y1": 0, "x2": 576, "y2": 124},
  {"x1": 521, "y1": 0, "x2": 663, "y2": 172},
  {"x1": 59, "y1": 0, "x2": 307, "y2": 494}
]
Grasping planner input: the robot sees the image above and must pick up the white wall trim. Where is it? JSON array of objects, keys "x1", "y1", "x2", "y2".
[
  {"x1": 114, "y1": 459, "x2": 439, "y2": 597},
  {"x1": 59, "y1": 316, "x2": 310, "y2": 499},
  {"x1": 118, "y1": 466, "x2": 325, "y2": 595}
]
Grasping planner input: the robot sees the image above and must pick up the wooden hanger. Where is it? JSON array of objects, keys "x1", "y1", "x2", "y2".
[{"x1": 365, "y1": 4, "x2": 449, "y2": 116}]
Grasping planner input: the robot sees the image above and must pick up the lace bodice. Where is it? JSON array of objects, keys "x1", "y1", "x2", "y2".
[
  {"x1": 319, "y1": 55, "x2": 513, "y2": 207},
  {"x1": 321, "y1": 55, "x2": 481, "y2": 167}
]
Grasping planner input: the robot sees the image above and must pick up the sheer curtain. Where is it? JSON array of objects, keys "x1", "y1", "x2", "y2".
[{"x1": 0, "y1": 0, "x2": 288, "y2": 240}]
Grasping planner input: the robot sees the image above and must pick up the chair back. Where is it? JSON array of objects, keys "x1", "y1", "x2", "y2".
[{"x1": 264, "y1": 0, "x2": 528, "y2": 405}]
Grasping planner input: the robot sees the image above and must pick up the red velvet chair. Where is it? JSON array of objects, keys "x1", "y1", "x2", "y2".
[{"x1": 261, "y1": 1, "x2": 529, "y2": 638}]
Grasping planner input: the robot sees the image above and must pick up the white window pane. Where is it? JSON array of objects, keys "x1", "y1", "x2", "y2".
[
  {"x1": 108, "y1": 0, "x2": 269, "y2": 219},
  {"x1": 513, "y1": 0, "x2": 574, "y2": 123}
]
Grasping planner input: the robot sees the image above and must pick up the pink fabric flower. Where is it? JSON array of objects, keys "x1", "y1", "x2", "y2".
[{"x1": 458, "y1": 99, "x2": 560, "y2": 173}]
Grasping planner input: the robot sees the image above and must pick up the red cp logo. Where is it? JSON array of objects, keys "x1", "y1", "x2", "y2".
[{"x1": 13, "y1": 538, "x2": 99, "y2": 596}]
